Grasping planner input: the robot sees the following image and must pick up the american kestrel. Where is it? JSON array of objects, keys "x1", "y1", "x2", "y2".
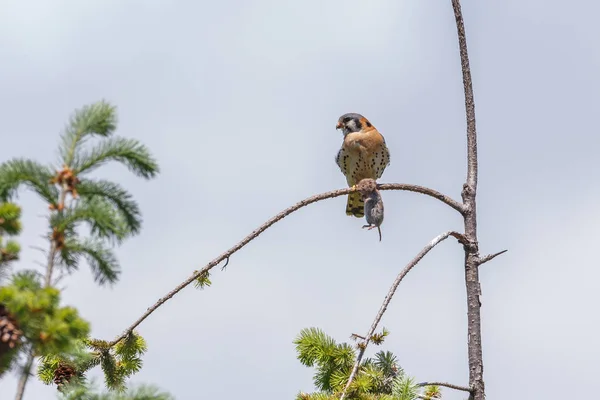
[{"x1": 335, "y1": 113, "x2": 390, "y2": 218}]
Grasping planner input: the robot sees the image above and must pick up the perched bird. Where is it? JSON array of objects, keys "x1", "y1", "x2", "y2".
[
  {"x1": 335, "y1": 113, "x2": 390, "y2": 217},
  {"x1": 357, "y1": 178, "x2": 385, "y2": 241}
]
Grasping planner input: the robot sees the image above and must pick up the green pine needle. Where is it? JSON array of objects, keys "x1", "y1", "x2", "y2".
[
  {"x1": 114, "y1": 333, "x2": 147, "y2": 361},
  {"x1": 51, "y1": 198, "x2": 130, "y2": 243},
  {"x1": 61, "y1": 238, "x2": 121, "y2": 285},
  {"x1": 0, "y1": 202, "x2": 22, "y2": 235},
  {"x1": 193, "y1": 271, "x2": 212, "y2": 289},
  {"x1": 392, "y1": 375, "x2": 419, "y2": 400},
  {"x1": 0, "y1": 158, "x2": 58, "y2": 203},
  {"x1": 73, "y1": 137, "x2": 159, "y2": 179},
  {"x1": 294, "y1": 327, "x2": 339, "y2": 367},
  {"x1": 0, "y1": 273, "x2": 90, "y2": 362},
  {"x1": 60, "y1": 101, "x2": 117, "y2": 166},
  {"x1": 38, "y1": 354, "x2": 62, "y2": 384},
  {"x1": 85, "y1": 339, "x2": 112, "y2": 351},
  {"x1": 100, "y1": 351, "x2": 126, "y2": 392},
  {"x1": 3, "y1": 240, "x2": 21, "y2": 255},
  {"x1": 76, "y1": 179, "x2": 142, "y2": 235},
  {"x1": 370, "y1": 327, "x2": 389, "y2": 346}
]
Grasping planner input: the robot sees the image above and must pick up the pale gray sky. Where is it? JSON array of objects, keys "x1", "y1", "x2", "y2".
[{"x1": 1, "y1": 0, "x2": 599, "y2": 399}]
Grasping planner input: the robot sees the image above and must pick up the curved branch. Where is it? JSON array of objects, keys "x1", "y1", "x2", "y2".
[
  {"x1": 338, "y1": 231, "x2": 462, "y2": 400},
  {"x1": 377, "y1": 183, "x2": 464, "y2": 214},
  {"x1": 108, "y1": 184, "x2": 461, "y2": 346},
  {"x1": 417, "y1": 381, "x2": 472, "y2": 393}
]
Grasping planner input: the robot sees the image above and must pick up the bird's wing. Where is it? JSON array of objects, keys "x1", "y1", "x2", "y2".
[
  {"x1": 374, "y1": 141, "x2": 391, "y2": 179},
  {"x1": 335, "y1": 146, "x2": 346, "y2": 173}
]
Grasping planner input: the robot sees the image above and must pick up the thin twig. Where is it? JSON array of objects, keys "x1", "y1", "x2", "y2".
[
  {"x1": 108, "y1": 184, "x2": 461, "y2": 347},
  {"x1": 338, "y1": 231, "x2": 461, "y2": 400},
  {"x1": 417, "y1": 381, "x2": 472, "y2": 392},
  {"x1": 478, "y1": 249, "x2": 507, "y2": 265}
]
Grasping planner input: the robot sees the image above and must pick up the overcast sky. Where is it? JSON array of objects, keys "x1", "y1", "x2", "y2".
[{"x1": 1, "y1": 0, "x2": 599, "y2": 399}]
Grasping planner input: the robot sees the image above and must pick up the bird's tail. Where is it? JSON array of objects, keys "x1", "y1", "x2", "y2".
[{"x1": 346, "y1": 192, "x2": 365, "y2": 218}]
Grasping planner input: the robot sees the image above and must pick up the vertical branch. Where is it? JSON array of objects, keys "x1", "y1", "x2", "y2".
[
  {"x1": 451, "y1": 1, "x2": 484, "y2": 400},
  {"x1": 15, "y1": 184, "x2": 67, "y2": 400},
  {"x1": 13, "y1": 348, "x2": 34, "y2": 400},
  {"x1": 452, "y1": 0, "x2": 478, "y2": 190}
]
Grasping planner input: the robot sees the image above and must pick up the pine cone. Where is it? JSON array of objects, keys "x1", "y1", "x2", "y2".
[
  {"x1": 0, "y1": 304, "x2": 23, "y2": 355},
  {"x1": 53, "y1": 362, "x2": 77, "y2": 388}
]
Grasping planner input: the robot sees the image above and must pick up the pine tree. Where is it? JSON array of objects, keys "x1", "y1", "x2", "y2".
[
  {"x1": 0, "y1": 100, "x2": 159, "y2": 399},
  {"x1": 294, "y1": 327, "x2": 439, "y2": 400}
]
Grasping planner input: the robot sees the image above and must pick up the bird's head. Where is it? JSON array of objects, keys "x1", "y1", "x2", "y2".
[{"x1": 336, "y1": 113, "x2": 373, "y2": 136}]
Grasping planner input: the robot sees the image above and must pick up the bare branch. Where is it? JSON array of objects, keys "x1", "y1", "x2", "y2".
[
  {"x1": 377, "y1": 183, "x2": 464, "y2": 214},
  {"x1": 107, "y1": 184, "x2": 461, "y2": 346},
  {"x1": 338, "y1": 231, "x2": 461, "y2": 400},
  {"x1": 450, "y1": 1, "x2": 486, "y2": 399},
  {"x1": 478, "y1": 249, "x2": 507, "y2": 265},
  {"x1": 452, "y1": 0, "x2": 478, "y2": 190},
  {"x1": 417, "y1": 381, "x2": 472, "y2": 392}
]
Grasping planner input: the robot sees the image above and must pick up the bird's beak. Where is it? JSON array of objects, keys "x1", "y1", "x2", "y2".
[{"x1": 336, "y1": 122, "x2": 342, "y2": 130}]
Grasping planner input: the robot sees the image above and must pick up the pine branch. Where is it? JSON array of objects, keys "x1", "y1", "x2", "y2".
[
  {"x1": 50, "y1": 198, "x2": 129, "y2": 243},
  {"x1": 60, "y1": 238, "x2": 120, "y2": 286},
  {"x1": 0, "y1": 159, "x2": 58, "y2": 204},
  {"x1": 72, "y1": 137, "x2": 159, "y2": 179},
  {"x1": 76, "y1": 179, "x2": 142, "y2": 235},
  {"x1": 338, "y1": 231, "x2": 463, "y2": 400},
  {"x1": 60, "y1": 101, "x2": 117, "y2": 166},
  {"x1": 107, "y1": 184, "x2": 462, "y2": 347},
  {"x1": 294, "y1": 327, "x2": 338, "y2": 368}
]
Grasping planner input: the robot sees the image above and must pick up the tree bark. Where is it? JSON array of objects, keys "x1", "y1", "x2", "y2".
[
  {"x1": 451, "y1": 0, "x2": 485, "y2": 399},
  {"x1": 14, "y1": 349, "x2": 34, "y2": 400},
  {"x1": 14, "y1": 186, "x2": 65, "y2": 400}
]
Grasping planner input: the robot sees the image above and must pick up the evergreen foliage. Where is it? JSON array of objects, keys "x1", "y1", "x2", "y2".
[
  {"x1": 294, "y1": 328, "x2": 440, "y2": 400},
  {"x1": 0, "y1": 201, "x2": 22, "y2": 279},
  {"x1": 0, "y1": 100, "x2": 159, "y2": 396},
  {"x1": 0, "y1": 100, "x2": 158, "y2": 285},
  {"x1": 37, "y1": 332, "x2": 147, "y2": 392},
  {"x1": 59, "y1": 381, "x2": 175, "y2": 400},
  {"x1": 0, "y1": 271, "x2": 90, "y2": 375}
]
